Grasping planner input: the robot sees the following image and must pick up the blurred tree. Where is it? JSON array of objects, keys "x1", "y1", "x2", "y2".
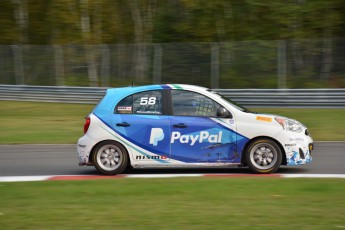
[
  {"x1": 128, "y1": 0, "x2": 157, "y2": 80},
  {"x1": 0, "y1": 0, "x2": 344, "y2": 88},
  {"x1": 79, "y1": 0, "x2": 98, "y2": 86},
  {"x1": 48, "y1": 0, "x2": 81, "y2": 44},
  {"x1": 0, "y1": 2, "x2": 18, "y2": 44},
  {"x1": 0, "y1": 1, "x2": 344, "y2": 44},
  {"x1": 12, "y1": 0, "x2": 28, "y2": 44}
]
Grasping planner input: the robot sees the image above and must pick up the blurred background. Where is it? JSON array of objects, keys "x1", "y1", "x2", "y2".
[
  {"x1": 1, "y1": 0, "x2": 345, "y2": 89},
  {"x1": 0, "y1": 4, "x2": 344, "y2": 229}
]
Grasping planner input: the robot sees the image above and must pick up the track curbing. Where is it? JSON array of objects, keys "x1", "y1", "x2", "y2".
[{"x1": 0, "y1": 173, "x2": 345, "y2": 182}]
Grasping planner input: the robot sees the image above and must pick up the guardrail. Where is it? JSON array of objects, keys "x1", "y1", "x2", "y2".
[
  {"x1": 215, "y1": 88, "x2": 345, "y2": 108},
  {"x1": 1, "y1": 84, "x2": 345, "y2": 108}
]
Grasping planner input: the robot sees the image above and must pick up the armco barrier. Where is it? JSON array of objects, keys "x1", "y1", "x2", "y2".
[
  {"x1": 0, "y1": 84, "x2": 344, "y2": 108},
  {"x1": 215, "y1": 88, "x2": 345, "y2": 108}
]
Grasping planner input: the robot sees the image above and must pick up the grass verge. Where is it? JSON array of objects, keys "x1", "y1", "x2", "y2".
[
  {"x1": 0, "y1": 101, "x2": 94, "y2": 144},
  {"x1": 254, "y1": 107, "x2": 345, "y2": 141},
  {"x1": 0, "y1": 177, "x2": 344, "y2": 230},
  {"x1": 0, "y1": 101, "x2": 344, "y2": 143}
]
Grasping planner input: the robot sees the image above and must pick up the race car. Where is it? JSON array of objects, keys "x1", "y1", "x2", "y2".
[{"x1": 77, "y1": 84, "x2": 313, "y2": 175}]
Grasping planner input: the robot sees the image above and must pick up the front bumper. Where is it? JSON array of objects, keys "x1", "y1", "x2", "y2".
[{"x1": 283, "y1": 134, "x2": 313, "y2": 166}]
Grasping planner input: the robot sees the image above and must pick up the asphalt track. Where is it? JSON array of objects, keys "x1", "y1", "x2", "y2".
[{"x1": 0, "y1": 142, "x2": 344, "y2": 177}]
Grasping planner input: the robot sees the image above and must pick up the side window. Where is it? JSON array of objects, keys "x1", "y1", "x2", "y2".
[
  {"x1": 171, "y1": 90, "x2": 223, "y2": 117},
  {"x1": 115, "y1": 90, "x2": 162, "y2": 115},
  {"x1": 116, "y1": 95, "x2": 133, "y2": 114}
]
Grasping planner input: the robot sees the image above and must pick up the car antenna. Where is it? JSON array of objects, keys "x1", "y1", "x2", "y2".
[{"x1": 131, "y1": 81, "x2": 134, "y2": 87}]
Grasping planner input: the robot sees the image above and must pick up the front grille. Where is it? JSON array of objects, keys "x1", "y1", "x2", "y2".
[{"x1": 299, "y1": 148, "x2": 305, "y2": 159}]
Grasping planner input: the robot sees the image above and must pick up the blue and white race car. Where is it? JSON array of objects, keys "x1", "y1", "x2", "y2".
[{"x1": 77, "y1": 84, "x2": 313, "y2": 175}]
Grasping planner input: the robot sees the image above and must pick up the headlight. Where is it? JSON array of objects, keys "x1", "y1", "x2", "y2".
[{"x1": 275, "y1": 117, "x2": 303, "y2": 133}]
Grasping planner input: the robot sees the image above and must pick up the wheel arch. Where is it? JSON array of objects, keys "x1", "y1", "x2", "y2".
[
  {"x1": 241, "y1": 136, "x2": 287, "y2": 166},
  {"x1": 89, "y1": 139, "x2": 131, "y2": 166}
]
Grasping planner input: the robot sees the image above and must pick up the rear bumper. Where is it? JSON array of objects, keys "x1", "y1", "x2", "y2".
[{"x1": 77, "y1": 135, "x2": 97, "y2": 165}]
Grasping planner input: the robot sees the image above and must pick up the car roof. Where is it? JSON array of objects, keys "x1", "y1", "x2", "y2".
[{"x1": 106, "y1": 84, "x2": 208, "y2": 95}]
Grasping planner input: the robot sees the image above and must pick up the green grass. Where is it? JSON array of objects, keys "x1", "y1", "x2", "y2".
[
  {"x1": 254, "y1": 108, "x2": 345, "y2": 141},
  {"x1": 0, "y1": 101, "x2": 94, "y2": 144},
  {"x1": 0, "y1": 178, "x2": 344, "y2": 230},
  {"x1": 0, "y1": 101, "x2": 344, "y2": 143}
]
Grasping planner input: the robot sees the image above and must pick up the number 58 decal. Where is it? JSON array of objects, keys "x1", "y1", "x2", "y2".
[{"x1": 140, "y1": 97, "x2": 156, "y2": 105}]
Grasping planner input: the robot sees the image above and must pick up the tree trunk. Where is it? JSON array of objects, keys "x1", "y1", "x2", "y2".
[
  {"x1": 11, "y1": 45, "x2": 25, "y2": 85},
  {"x1": 101, "y1": 44, "x2": 110, "y2": 86},
  {"x1": 12, "y1": 0, "x2": 28, "y2": 85},
  {"x1": 12, "y1": 0, "x2": 28, "y2": 44},
  {"x1": 80, "y1": 0, "x2": 98, "y2": 87},
  {"x1": 53, "y1": 45, "x2": 65, "y2": 86},
  {"x1": 129, "y1": 0, "x2": 157, "y2": 81},
  {"x1": 321, "y1": 37, "x2": 333, "y2": 83}
]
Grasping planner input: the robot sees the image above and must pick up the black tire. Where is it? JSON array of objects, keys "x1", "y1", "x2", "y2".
[
  {"x1": 92, "y1": 141, "x2": 128, "y2": 175},
  {"x1": 245, "y1": 139, "x2": 282, "y2": 174}
]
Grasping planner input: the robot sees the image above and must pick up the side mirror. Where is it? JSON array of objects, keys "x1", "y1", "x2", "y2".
[{"x1": 217, "y1": 108, "x2": 232, "y2": 118}]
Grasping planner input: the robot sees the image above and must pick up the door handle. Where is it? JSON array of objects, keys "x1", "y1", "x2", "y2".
[
  {"x1": 173, "y1": 123, "x2": 187, "y2": 128},
  {"x1": 116, "y1": 122, "x2": 130, "y2": 127}
]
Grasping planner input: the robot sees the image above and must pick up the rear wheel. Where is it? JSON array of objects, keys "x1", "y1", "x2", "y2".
[
  {"x1": 245, "y1": 139, "x2": 282, "y2": 174},
  {"x1": 92, "y1": 141, "x2": 128, "y2": 175}
]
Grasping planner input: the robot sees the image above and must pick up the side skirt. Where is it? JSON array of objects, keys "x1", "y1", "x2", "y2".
[{"x1": 132, "y1": 163, "x2": 241, "y2": 169}]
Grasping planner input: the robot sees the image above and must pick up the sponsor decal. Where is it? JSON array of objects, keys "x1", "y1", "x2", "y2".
[
  {"x1": 149, "y1": 128, "x2": 165, "y2": 146},
  {"x1": 171, "y1": 131, "x2": 222, "y2": 146},
  {"x1": 117, "y1": 106, "x2": 132, "y2": 111},
  {"x1": 287, "y1": 149, "x2": 312, "y2": 165},
  {"x1": 117, "y1": 106, "x2": 132, "y2": 114},
  {"x1": 149, "y1": 128, "x2": 223, "y2": 146},
  {"x1": 256, "y1": 116, "x2": 272, "y2": 122},
  {"x1": 136, "y1": 110, "x2": 161, "y2": 115},
  {"x1": 285, "y1": 143, "x2": 297, "y2": 147},
  {"x1": 229, "y1": 119, "x2": 235, "y2": 124},
  {"x1": 135, "y1": 155, "x2": 168, "y2": 160},
  {"x1": 289, "y1": 137, "x2": 304, "y2": 142}
]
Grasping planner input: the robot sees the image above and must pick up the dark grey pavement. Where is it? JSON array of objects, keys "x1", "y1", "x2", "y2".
[{"x1": 0, "y1": 142, "x2": 344, "y2": 176}]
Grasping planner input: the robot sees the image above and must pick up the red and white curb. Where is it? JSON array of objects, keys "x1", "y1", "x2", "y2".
[{"x1": 0, "y1": 174, "x2": 345, "y2": 182}]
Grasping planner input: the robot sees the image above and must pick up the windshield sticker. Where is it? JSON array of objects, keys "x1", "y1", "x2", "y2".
[{"x1": 256, "y1": 116, "x2": 272, "y2": 122}]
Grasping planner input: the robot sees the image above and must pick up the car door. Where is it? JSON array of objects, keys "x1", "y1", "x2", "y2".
[
  {"x1": 169, "y1": 90, "x2": 239, "y2": 163},
  {"x1": 111, "y1": 90, "x2": 171, "y2": 161}
]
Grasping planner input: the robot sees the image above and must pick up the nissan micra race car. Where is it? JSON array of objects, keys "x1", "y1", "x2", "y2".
[{"x1": 77, "y1": 84, "x2": 313, "y2": 175}]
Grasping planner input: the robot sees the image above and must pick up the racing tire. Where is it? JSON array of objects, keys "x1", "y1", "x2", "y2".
[
  {"x1": 245, "y1": 139, "x2": 282, "y2": 174},
  {"x1": 92, "y1": 141, "x2": 128, "y2": 175}
]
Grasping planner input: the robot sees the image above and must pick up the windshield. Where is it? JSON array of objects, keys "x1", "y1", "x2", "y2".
[{"x1": 207, "y1": 89, "x2": 253, "y2": 113}]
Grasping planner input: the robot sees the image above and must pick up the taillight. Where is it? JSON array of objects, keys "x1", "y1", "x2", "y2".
[{"x1": 84, "y1": 116, "x2": 91, "y2": 134}]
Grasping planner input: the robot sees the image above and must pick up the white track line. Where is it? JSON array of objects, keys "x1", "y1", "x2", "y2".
[
  {"x1": 281, "y1": 174, "x2": 345, "y2": 178},
  {"x1": 0, "y1": 176, "x2": 52, "y2": 182}
]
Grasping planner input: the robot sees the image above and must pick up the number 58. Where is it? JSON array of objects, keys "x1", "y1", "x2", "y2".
[{"x1": 140, "y1": 97, "x2": 156, "y2": 105}]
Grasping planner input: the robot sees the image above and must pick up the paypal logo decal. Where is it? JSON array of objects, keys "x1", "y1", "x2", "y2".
[{"x1": 149, "y1": 128, "x2": 165, "y2": 146}]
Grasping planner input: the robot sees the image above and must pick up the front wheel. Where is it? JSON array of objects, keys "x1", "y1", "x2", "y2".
[
  {"x1": 92, "y1": 141, "x2": 128, "y2": 175},
  {"x1": 245, "y1": 139, "x2": 282, "y2": 174}
]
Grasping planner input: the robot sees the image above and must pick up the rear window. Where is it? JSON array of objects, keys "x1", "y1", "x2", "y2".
[{"x1": 115, "y1": 90, "x2": 163, "y2": 115}]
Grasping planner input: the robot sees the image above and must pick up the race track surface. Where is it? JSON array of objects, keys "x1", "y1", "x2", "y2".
[{"x1": 0, "y1": 142, "x2": 344, "y2": 177}]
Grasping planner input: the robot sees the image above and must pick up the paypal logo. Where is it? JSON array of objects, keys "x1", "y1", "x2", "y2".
[
  {"x1": 171, "y1": 131, "x2": 222, "y2": 146},
  {"x1": 149, "y1": 128, "x2": 165, "y2": 146},
  {"x1": 149, "y1": 128, "x2": 223, "y2": 146}
]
